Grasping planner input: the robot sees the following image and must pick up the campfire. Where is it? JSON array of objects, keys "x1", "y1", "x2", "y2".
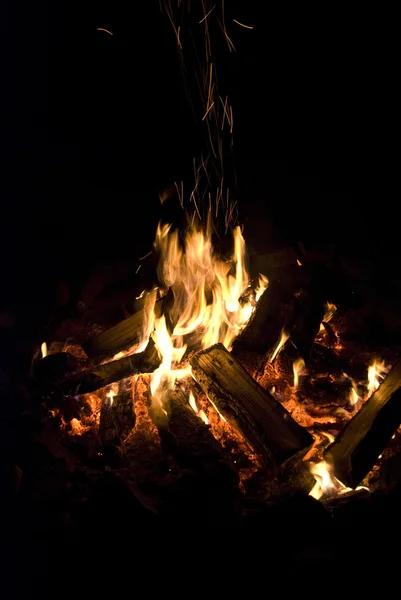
[{"x1": 32, "y1": 210, "x2": 401, "y2": 521}]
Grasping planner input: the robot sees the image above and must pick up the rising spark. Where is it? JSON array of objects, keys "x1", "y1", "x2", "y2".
[
  {"x1": 199, "y1": 4, "x2": 216, "y2": 23},
  {"x1": 232, "y1": 19, "x2": 253, "y2": 29},
  {"x1": 96, "y1": 28, "x2": 113, "y2": 35},
  {"x1": 202, "y1": 101, "x2": 215, "y2": 120}
]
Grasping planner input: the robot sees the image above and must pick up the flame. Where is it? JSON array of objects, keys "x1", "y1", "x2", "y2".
[
  {"x1": 154, "y1": 221, "x2": 263, "y2": 352},
  {"x1": 41, "y1": 342, "x2": 47, "y2": 358},
  {"x1": 255, "y1": 274, "x2": 269, "y2": 302},
  {"x1": 367, "y1": 360, "x2": 387, "y2": 397},
  {"x1": 323, "y1": 302, "x2": 337, "y2": 323},
  {"x1": 348, "y1": 385, "x2": 360, "y2": 406},
  {"x1": 319, "y1": 302, "x2": 337, "y2": 332},
  {"x1": 188, "y1": 390, "x2": 209, "y2": 424},
  {"x1": 106, "y1": 382, "x2": 119, "y2": 407},
  {"x1": 293, "y1": 358, "x2": 306, "y2": 388},
  {"x1": 270, "y1": 329, "x2": 289, "y2": 363},
  {"x1": 149, "y1": 219, "x2": 266, "y2": 412},
  {"x1": 69, "y1": 418, "x2": 90, "y2": 436},
  {"x1": 309, "y1": 460, "x2": 350, "y2": 500}
]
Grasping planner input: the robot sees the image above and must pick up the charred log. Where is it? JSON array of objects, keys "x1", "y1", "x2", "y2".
[
  {"x1": 232, "y1": 267, "x2": 302, "y2": 356},
  {"x1": 324, "y1": 359, "x2": 401, "y2": 487},
  {"x1": 99, "y1": 382, "x2": 135, "y2": 447},
  {"x1": 83, "y1": 290, "x2": 160, "y2": 359},
  {"x1": 290, "y1": 295, "x2": 326, "y2": 362},
  {"x1": 60, "y1": 339, "x2": 160, "y2": 395},
  {"x1": 190, "y1": 343, "x2": 313, "y2": 465}
]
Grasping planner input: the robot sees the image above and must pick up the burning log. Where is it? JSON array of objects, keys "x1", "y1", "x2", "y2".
[
  {"x1": 61, "y1": 339, "x2": 160, "y2": 395},
  {"x1": 190, "y1": 343, "x2": 313, "y2": 465},
  {"x1": 99, "y1": 383, "x2": 135, "y2": 447},
  {"x1": 232, "y1": 269, "x2": 300, "y2": 355},
  {"x1": 83, "y1": 290, "x2": 159, "y2": 359},
  {"x1": 324, "y1": 359, "x2": 401, "y2": 488}
]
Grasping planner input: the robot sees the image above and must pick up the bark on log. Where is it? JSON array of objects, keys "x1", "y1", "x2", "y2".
[
  {"x1": 83, "y1": 290, "x2": 159, "y2": 359},
  {"x1": 61, "y1": 339, "x2": 160, "y2": 395},
  {"x1": 324, "y1": 359, "x2": 401, "y2": 487},
  {"x1": 190, "y1": 343, "x2": 313, "y2": 465}
]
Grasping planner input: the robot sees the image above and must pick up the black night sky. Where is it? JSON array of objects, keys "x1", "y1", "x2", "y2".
[{"x1": 3, "y1": 2, "x2": 400, "y2": 320}]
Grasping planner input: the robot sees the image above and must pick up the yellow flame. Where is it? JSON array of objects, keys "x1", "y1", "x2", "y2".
[
  {"x1": 293, "y1": 358, "x2": 305, "y2": 388},
  {"x1": 106, "y1": 382, "x2": 119, "y2": 407},
  {"x1": 270, "y1": 329, "x2": 289, "y2": 362},
  {"x1": 367, "y1": 360, "x2": 387, "y2": 397},
  {"x1": 348, "y1": 386, "x2": 359, "y2": 406},
  {"x1": 188, "y1": 391, "x2": 209, "y2": 424},
  {"x1": 188, "y1": 390, "x2": 197, "y2": 413},
  {"x1": 41, "y1": 342, "x2": 47, "y2": 358},
  {"x1": 149, "y1": 219, "x2": 265, "y2": 413},
  {"x1": 154, "y1": 221, "x2": 261, "y2": 352},
  {"x1": 255, "y1": 274, "x2": 269, "y2": 302},
  {"x1": 309, "y1": 461, "x2": 350, "y2": 500}
]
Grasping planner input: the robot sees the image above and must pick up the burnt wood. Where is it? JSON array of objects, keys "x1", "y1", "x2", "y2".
[
  {"x1": 190, "y1": 343, "x2": 313, "y2": 465},
  {"x1": 61, "y1": 339, "x2": 161, "y2": 395},
  {"x1": 99, "y1": 384, "x2": 135, "y2": 447},
  {"x1": 324, "y1": 359, "x2": 401, "y2": 487},
  {"x1": 83, "y1": 291, "x2": 160, "y2": 359},
  {"x1": 232, "y1": 268, "x2": 301, "y2": 355}
]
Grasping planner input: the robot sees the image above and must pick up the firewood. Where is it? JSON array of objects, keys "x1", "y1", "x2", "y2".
[
  {"x1": 190, "y1": 343, "x2": 313, "y2": 465},
  {"x1": 290, "y1": 295, "x2": 326, "y2": 361},
  {"x1": 99, "y1": 383, "x2": 135, "y2": 447},
  {"x1": 324, "y1": 359, "x2": 401, "y2": 487},
  {"x1": 61, "y1": 339, "x2": 160, "y2": 395},
  {"x1": 83, "y1": 290, "x2": 160, "y2": 359},
  {"x1": 232, "y1": 268, "x2": 301, "y2": 355}
]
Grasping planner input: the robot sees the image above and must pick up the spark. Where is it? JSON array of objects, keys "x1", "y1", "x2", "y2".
[
  {"x1": 199, "y1": 5, "x2": 215, "y2": 24},
  {"x1": 96, "y1": 28, "x2": 113, "y2": 35},
  {"x1": 135, "y1": 265, "x2": 142, "y2": 274},
  {"x1": 233, "y1": 19, "x2": 254, "y2": 30},
  {"x1": 139, "y1": 251, "x2": 152, "y2": 260},
  {"x1": 202, "y1": 101, "x2": 215, "y2": 120}
]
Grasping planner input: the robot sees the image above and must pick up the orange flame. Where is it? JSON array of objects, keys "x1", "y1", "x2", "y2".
[
  {"x1": 270, "y1": 329, "x2": 289, "y2": 363},
  {"x1": 41, "y1": 342, "x2": 47, "y2": 358},
  {"x1": 154, "y1": 221, "x2": 265, "y2": 352},
  {"x1": 188, "y1": 391, "x2": 209, "y2": 424},
  {"x1": 150, "y1": 220, "x2": 267, "y2": 411},
  {"x1": 106, "y1": 382, "x2": 119, "y2": 407},
  {"x1": 292, "y1": 358, "x2": 306, "y2": 388},
  {"x1": 309, "y1": 461, "x2": 350, "y2": 500},
  {"x1": 367, "y1": 360, "x2": 387, "y2": 397}
]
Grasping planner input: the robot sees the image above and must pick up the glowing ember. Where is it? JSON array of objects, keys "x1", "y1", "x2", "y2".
[
  {"x1": 292, "y1": 358, "x2": 305, "y2": 389},
  {"x1": 269, "y1": 329, "x2": 289, "y2": 363},
  {"x1": 41, "y1": 342, "x2": 47, "y2": 358}
]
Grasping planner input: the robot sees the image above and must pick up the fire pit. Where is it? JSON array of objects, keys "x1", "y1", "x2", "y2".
[{"x1": 17, "y1": 211, "x2": 401, "y2": 511}]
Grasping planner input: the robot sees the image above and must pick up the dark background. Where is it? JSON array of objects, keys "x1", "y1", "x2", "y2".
[{"x1": 3, "y1": 2, "x2": 400, "y2": 319}]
